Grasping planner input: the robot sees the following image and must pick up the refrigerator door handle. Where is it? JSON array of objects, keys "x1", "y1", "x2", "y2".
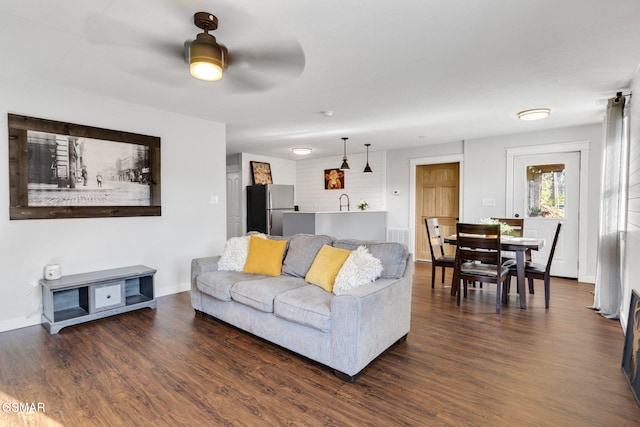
[
  {"x1": 268, "y1": 191, "x2": 273, "y2": 211},
  {"x1": 268, "y1": 210, "x2": 272, "y2": 234}
]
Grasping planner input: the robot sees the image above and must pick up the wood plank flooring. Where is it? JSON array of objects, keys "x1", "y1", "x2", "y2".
[{"x1": 1, "y1": 262, "x2": 639, "y2": 426}]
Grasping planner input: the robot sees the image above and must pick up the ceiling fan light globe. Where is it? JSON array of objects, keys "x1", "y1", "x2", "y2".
[
  {"x1": 189, "y1": 34, "x2": 224, "y2": 81},
  {"x1": 190, "y1": 61, "x2": 222, "y2": 81}
]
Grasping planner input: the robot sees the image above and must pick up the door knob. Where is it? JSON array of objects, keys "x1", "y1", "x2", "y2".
[{"x1": 514, "y1": 213, "x2": 520, "y2": 218}]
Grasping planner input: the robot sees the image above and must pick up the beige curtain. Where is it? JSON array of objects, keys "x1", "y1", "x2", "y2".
[{"x1": 593, "y1": 94, "x2": 628, "y2": 318}]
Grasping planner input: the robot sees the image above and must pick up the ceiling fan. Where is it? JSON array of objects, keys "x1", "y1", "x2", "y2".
[
  {"x1": 188, "y1": 12, "x2": 228, "y2": 81},
  {"x1": 84, "y1": 5, "x2": 306, "y2": 93}
]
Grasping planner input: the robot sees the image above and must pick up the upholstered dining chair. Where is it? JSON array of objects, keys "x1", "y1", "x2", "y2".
[
  {"x1": 424, "y1": 218, "x2": 456, "y2": 288},
  {"x1": 507, "y1": 222, "x2": 562, "y2": 309},
  {"x1": 454, "y1": 223, "x2": 511, "y2": 314}
]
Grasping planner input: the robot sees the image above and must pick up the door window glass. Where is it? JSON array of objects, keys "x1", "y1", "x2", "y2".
[{"x1": 526, "y1": 163, "x2": 565, "y2": 218}]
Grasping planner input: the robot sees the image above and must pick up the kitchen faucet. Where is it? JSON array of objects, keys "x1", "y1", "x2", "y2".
[{"x1": 339, "y1": 193, "x2": 350, "y2": 211}]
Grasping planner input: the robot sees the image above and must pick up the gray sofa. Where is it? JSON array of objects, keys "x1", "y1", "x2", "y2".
[{"x1": 190, "y1": 234, "x2": 413, "y2": 382}]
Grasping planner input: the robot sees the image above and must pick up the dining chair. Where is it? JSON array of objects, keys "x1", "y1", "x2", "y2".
[
  {"x1": 424, "y1": 218, "x2": 456, "y2": 288},
  {"x1": 491, "y1": 218, "x2": 524, "y2": 237},
  {"x1": 454, "y1": 223, "x2": 511, "y2": 313},
  {"x1": 492, "y1": 217, "x2": 530, "y2": 263},
  {"x1": 507, "y1": 222, "x2": 562, "y2": 309}
]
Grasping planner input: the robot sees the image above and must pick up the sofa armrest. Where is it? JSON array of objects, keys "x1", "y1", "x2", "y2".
[
  {"x1": 191, "y1": 255, "x2": 220, "y2": 281},
  {"x1": 190, "y1": 256, "x2": 220, "y2": 311},
  {"x1": 330, "y1": 261, "x2": 413, "y2": 375}
]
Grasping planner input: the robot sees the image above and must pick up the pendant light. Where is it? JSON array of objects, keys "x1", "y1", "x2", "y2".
[
  {"x1": 363, "y1": 143, "x2": 373, "y2": 174},
  {"x1": 340, "y1": 137, "x2": 350, "y2": 169}
]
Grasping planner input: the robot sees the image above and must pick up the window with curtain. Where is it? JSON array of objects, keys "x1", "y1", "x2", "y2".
[{"x1": 593, "y1": 94, "x2": 629, "y2": 319}]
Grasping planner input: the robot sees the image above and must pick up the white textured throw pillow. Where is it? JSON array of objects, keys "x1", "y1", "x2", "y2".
[
  {"x1": 218, "y1": 234, "x2": 265, "y2": 271},
  {"x1": 333, "y1": 246, "x2": 383, "y2": 294}
]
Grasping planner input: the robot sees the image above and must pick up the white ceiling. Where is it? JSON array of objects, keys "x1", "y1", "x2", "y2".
[{"x1": 2, "y1": 0, "x2": 640, "y2": 160}]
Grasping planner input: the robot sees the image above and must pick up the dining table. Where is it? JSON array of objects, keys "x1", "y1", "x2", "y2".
[{"x1": 444, "y1": 234, "x2": 545, "y2": 309}]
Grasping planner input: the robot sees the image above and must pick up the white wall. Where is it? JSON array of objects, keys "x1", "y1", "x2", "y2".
[
  {"x1": 0, "y1": 76, "x2": 227, "y2": 332},
  {"x1": 295, "y1": 150, "x2": 386, "y2": 212},
  {"x1": 385, "y1": 124, "x2": 602, "y2": 282},
  {"x1": 386, "y1": 141, "x2": 464, "y2": 232}
]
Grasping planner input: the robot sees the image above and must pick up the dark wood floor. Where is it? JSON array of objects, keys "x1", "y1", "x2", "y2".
[{"x1": 1, "y1": 262, "x2": 639, "y2": 426}]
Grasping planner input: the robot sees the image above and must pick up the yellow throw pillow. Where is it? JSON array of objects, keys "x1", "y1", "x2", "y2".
[
  {"x1": 305, "y1": 245, "x2": 352, "y2": 292},
  {"x1": 243, "y1": 236, "x2": 288, "y2": 277}
]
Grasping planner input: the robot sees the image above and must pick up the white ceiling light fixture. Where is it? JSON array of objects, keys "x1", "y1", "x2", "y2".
[
  {"x1": 292, "y1": 147, "x2": 312, "y2": 155},
  {"x1": 363, "y1": 143, "x2": 373, "y2": 174},
  {"x1": 340, "y1": 137, "x2": 350, "y2": 170},
  {"x1": 517, "y1": 108, "x2": 551, "y2": 121}
]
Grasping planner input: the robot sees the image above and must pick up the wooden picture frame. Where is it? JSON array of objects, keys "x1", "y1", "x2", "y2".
[
  {"x1": 622, "y1": 289, "x2": 640, "y2": 407},
  {"x1": 8, "y1": 114, "x2": 161, "y2": 220},
  {"x1": 324, "y1": 169, "x2": 345, "y2": 190},
  {"x1": 250, "y1": 161, "x2": 273, "y2": 185}
]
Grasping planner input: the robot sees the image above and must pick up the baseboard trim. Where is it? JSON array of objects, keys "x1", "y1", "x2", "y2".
[
  {"x1": 156, "y1": 282, "x2": 191, "y2": 298},
  {"x1": 0, "y1": 316, "x2": 41, "y2": 333},
  {"x1": 0, "y1": 284, "x2": 190, "y2": 334}
]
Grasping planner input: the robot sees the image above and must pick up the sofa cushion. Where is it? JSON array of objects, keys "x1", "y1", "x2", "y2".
[
  {"x1": 243, "y1": 235, "x2": 288, "y2": 276},
  {"x1": 196, "y1": 271, "x2": 265, "y2": 301},
  {"x1": 333, "y1": 246, "x2": 383, "y2": 294},
  {"x1": 305, "y1": 244, "x2": 352, "y2": 292},
  {"x1": 230, "y1": 276, "x2": 307, "y2": 313},
  {"x1": 332, "y1": 240, "x2": 408, "y2": 279},
  {"x1": 282, "y1": 234, "x2": 335, "y2": 278},
  {"x1": 218, "y1": 234, "x2": 266, "y2": 271},
  {"x1": 274, "y1": 285, "x2": 333, "y2": 332}
]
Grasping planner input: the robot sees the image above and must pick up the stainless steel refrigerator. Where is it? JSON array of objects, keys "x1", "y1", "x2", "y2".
[{"x1": 246, "y1": 184, "x2": 295, "y2": 235}]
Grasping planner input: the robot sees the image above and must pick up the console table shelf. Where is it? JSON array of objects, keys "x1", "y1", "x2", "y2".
[{"x1": 40, "y1": 265, "x2": 157, "y2": 334}]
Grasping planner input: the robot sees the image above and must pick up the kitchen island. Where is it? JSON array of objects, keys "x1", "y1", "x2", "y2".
[{"x1": 282, "y1": 211, "x2": 387, "y2": 241}]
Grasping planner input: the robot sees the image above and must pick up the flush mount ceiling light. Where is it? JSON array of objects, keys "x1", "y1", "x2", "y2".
[
  {"x1": 292, "y1": 147, "x2": 312, "y2": 155},
  {"x1": 363, "y1": 143, "x2": 373, "y2": 174},
  {"x1": 340, "y1": 137, "x2": 350, "y2": 170},
  {"x1": 189, "y1": 12, "x2": 228, "y2": 81},
  {"x1": 517, "y1": 108, "x2": 551, "y2": 121}
]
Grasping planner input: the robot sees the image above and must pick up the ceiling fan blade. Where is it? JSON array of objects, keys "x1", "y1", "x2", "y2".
[
  {"x1": 221, "y1": 70, "x2": 274, "y2": 93},
  {"x1": 84, "y1": 12, "x2": 186, "y2": 58},
  {"x1": 228, "y1": 41, "x2": 306, "y2": 77}
]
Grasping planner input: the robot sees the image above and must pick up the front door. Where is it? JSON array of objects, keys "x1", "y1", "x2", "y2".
[
  {"x1": 512, "y1": 152, "x2": 580, "y2": 278},
  {"x1": 415, "y1": 162, "x2": 459, "y2": 261}
]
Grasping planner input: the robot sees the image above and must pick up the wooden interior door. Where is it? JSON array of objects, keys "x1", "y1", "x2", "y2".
[{"x1": 415, "y1": 162, "x2": 459, "y2": 261}]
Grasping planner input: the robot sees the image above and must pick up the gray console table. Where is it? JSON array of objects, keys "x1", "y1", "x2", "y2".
[{"x1": 40, "y1": 265, "x2": 157, "y2": 334}]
